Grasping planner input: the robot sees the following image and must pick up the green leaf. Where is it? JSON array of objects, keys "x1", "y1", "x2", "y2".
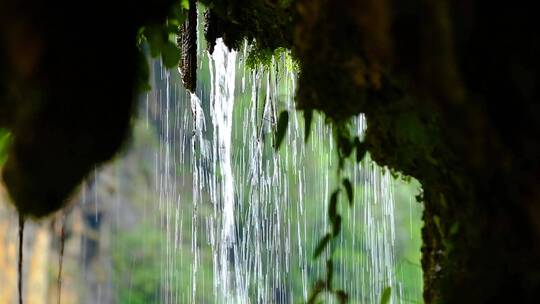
[
  {"x1": 0, "y1": 129, "x2": 11, "y2": 167},
  {"x1": 355, "y1": 137, "x2": 367, "y2": 162},
  {"x1": 135, "y1": 48, "x2": 151, "y2": 92},
  {"x1": 334, "y1": 290, "x2": 349, "y2": 303},
  {"x1": 313, "y1": 233, "x2": 332, "y2": 259},
  {"x1": 342, "y1": 178, "x2": 353, "y2": 206},
  {"x1": 433, "y1": 215, "x2": 443, "y2": 237},
  {"x1": 165, "y1": 23, "x2": 180, "y2": 35},
  {"x1": 274, "y1": 111, "x2": 289, "y2": 150},
  {"x1": 304, "y1": 109, "x2": 313, "y2": 143},
  {"x1": 161, "y1": 41, "x2": 181, "y2": 68},
  {"x1": 338, "y1": 134, "x2": 353, "y2": 157},
  {"x1": 168, "y1": 1, "x2": 188, "y2": 24},
  {"x1": 326, "y1": 259, "x2": 334, "y2": 287},
  {"x1": 181, "y1": 0, "x2": 190, "y2": 9},
  {"x1": 144, "y1": 25, "x2": 165, "y2": 58},
  {"x1": 307, "y1": 280, "x2": 325, "y2": 304},
  {"x1": 332, "y1": 215, "x2": 342, "y2": 237},
  {"x1": 0, "y1": 130, "x2": 9, "y2": 145},
  {"x1": 449, "y1": 222, "x2": 460, "y2": 236},
  {"x1": 380, "y1": 286, "x2": 391, "y2": 304},
  {"x1": 328, "y1": 190, "x2": 340, "y2": 220}
]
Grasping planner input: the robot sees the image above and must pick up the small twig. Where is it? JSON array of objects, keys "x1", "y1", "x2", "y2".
[
  {"x1": 18, "y1": 214, "x2": 25, "y2": 304},
  {"x1": 57, "y1": 212, "x2": 67, "y2": 304}
]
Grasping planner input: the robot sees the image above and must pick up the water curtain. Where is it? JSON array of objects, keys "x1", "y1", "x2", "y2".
[{"x1": 151, "y1": 38, "x2": 402, "y2": 303}]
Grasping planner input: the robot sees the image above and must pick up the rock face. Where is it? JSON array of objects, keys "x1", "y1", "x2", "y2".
[{"x1": 0, "y1": 0, "x2": 174, "y2": 217}]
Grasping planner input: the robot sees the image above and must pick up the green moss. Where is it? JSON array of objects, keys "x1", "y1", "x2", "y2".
[{"x1": 201, "y1": 0, "x2": 295, "y2": 56}]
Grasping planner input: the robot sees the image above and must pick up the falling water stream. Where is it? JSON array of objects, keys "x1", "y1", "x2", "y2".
[{"x1": 147, "y1": 35, "x2": 420, "y2": 303}]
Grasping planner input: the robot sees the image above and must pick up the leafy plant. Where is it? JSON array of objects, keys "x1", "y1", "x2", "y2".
[
  {"x1": 0, "y1": 129, "x2": 11, "y2": 167},
  {"x1": 274, "y1": 110, "x2": 289, "y2": 150},
  {"x1": 306, "y1": 119, "x2": 374, "y2": 303},
  {"x1": 380, "y1": 286, "x2": 392, "y2": 304},
  {"x1": 136, "y1": 0, "x2": 190, "y2": 91}
]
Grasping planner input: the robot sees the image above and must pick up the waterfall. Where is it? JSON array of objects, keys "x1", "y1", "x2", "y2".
[{"x1": 144, "y1": 35, "x2": 417, "y2": 303}]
